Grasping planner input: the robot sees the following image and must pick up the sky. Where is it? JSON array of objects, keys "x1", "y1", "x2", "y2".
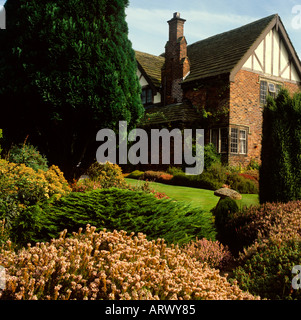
[
  {"x1": 125, "y1": 0, "x2": 301, "y2": 58},
  {"x1": 1, "y1": 0, "x2": 301, "y2": 58}
]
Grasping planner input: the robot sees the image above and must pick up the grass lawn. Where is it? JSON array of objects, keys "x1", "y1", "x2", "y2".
[{"x1": 126, "y1": 178, "x2": 259, "y2": 212}]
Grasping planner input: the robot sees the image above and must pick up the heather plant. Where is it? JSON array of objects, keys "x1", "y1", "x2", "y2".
[
  {"x1": 0, "y1": 226, "x2": 258, "y2": 300},
  {"x1": 233, "y1": 238, "x2": 301, "y2": 300},
  {"x1": 182, "y1": 238, "x2": 234, "y2": 271},
  {"x1": 8, "y1": 143, "x2": 48, "y2": 172},
  {"x1": 223, "y1": 201, "x2": 301, "y2": 254}
]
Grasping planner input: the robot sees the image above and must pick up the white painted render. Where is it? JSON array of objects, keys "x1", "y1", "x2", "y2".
[
  {"x1": 137, "y1": 70, "x2": 162, "y2": 104},
  {"x1": 243, "y1": 28, "x2": 301, "y2": 82}
]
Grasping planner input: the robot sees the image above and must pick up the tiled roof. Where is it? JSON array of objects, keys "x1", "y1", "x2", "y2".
[
  {"x1": 142, "y1": 103, "x2": 201, "y2": 125},
  {"x1": 135, "y1": 51, "x2": 165, "y2": 88},
  {"x1": 184, "y1": 14, "x2": 277, "y2": 83},
  {"x1": 136, "y1": 15, "x2": 277, "y2": 86}
]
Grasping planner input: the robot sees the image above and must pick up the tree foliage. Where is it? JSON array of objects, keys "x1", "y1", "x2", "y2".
[
  {"x1": 0, "y1": 0, "x2": 144, "y2": 179},
  {"x1": 260, "y1": 89, "x2": 301, "y2": 203}
]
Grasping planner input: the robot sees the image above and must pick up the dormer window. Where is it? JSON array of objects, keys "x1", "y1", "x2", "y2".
[{"x1": 141, "y1": 87, "x2": 153, "y2": 105}]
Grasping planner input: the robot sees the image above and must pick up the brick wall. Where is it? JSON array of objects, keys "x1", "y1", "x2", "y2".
[
  {"x1": 229, "y1": 70, "x2": 262, "y2": 166},
  {"x1": 229, "y1": 69, "x2": 301, "y2": 167}
]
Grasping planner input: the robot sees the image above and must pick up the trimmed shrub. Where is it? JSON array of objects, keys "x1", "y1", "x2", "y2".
[
  {"x1": 142, "y1": 171, "x2": 173, "y2": 183},
  {"x1": 166, "y1": 166, "x2": 183, "y2": 176},
  {"x1": 14, "y1": 188, "x2": 216, "y2": 246},
  {"x1": 214, "y1": 198, "x2": 239, "y2": 243},
  {"x1": 85, "y1": 162, "x2": 126, "y2": 187},
  {"x1": 226, "y1": 173, "x2": 258, "y2": 194},
  {"x1": 170, "y1": 163, "x2": 226, "y2": 191},
  {"x1": 0, "y1": 226, "x2": 257, "y2": 300},
  {"x1": 127, "y1": 170, "x2": 144, "y2": 180},
  {"x1": 8, "y1": 143, "x2": 48, "y2": 172},
  {"x1": 233, "y1": 239, "x2": 301, "y2": 300}
]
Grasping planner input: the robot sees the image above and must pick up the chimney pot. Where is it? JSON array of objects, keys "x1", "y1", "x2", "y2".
[{"x1": 174, "y1": 12, "x2": 180, "y2": 19}]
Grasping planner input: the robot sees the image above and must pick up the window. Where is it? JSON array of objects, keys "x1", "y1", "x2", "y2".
[
  {"x1": 220, "y1": 128, "x2": 228, "y2": 154},
  {"x1": 141, "y1": 88, "x2": 152, "y2": 105},
  {"x1": 210, "y1": 127, "x2": 248, "y2": 155},
  {"x1": 239, "y1": 130, "x2": 247, "y2": 155},
  {"x1": 260, "y1": 80, "x2": 282, "y2": 105},
  {"x1": 210, "y1": 128, "x2": 228, "y2": 154},
  {"x1": 230, "y1": 128, "x2": 238, "y2": 154},
  {"x1": 260, "y1": 81, "x2": 268, "y2": 105}
]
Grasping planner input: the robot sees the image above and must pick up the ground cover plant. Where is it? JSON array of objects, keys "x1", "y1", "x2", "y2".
[
  {"x1": 13, "y1": 188, "x2": 216, "y2": 247},
  {"x1": 0, "y1": 225, "x2": 258, "y2": 300}
]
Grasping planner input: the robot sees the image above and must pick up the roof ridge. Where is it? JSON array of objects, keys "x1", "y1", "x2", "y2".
[{"x1": 188, "y1": 14, "x2": 277, "y2": 49}]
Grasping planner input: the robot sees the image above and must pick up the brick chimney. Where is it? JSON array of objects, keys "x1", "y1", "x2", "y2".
[{"x1": 162, "y1": 12, "x2": 190, "y2": 105}]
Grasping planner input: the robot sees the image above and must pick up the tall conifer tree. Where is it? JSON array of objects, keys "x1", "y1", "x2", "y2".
[
  {"x1": 260, "y1": 89, "x2": 301, "y2": 203},
  {"x1": 0, "y1": 0, "x2": 144, "y2": 178}
]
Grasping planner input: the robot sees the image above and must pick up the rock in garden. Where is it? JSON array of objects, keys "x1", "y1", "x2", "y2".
[{"x1": 214, "y1": 188, "x2": 242, "y2": 201}]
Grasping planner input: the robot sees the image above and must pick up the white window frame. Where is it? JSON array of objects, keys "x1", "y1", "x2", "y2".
[{"x1": 210, "y1": 126, "x2": 248, "y2": 155}]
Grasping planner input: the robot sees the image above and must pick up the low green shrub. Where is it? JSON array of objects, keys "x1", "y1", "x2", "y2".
[
  {"x1": 214, "y1": 198, "x2": 239, "y2": 241},
  {"x1": 127, "y1": 170, "x2": 144, "y2": 180},
  {"x1": 85, "y1": 162, "x2": 126, "y2": 187},
  {"x1": 226, "y1": 173, "x2": 258, "y2": 194},
  {"x1": 204, "y1": 144, "x2": 221, "y2": 170},
  {"x1": 166, "y1": 166, "x2": 183, "y2": 176},
  {"x1": 170, "y1": 163, "x2": 225, "y2": 191},
  {"x1": 233, "y1": 239, "x2": 301, "y2": 300},
  {"x1": 8, "y1": 143, "x2": 48, "y2": 172},
  {"x1": 143, "y1": 171, "x2": 173, "y2": 183},
  {"x1": 13, "y1": 188, "x2": 216, "y2": 247}
]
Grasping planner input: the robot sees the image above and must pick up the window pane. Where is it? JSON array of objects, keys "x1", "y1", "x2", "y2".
[
  {"x1": 220, "y1": 128, "x2": 228, "y2": 153},
  {"x1": 211, "y1": 129, "x2": 219, "y2": 152},
  {"x1": 147, "y1": 89, "x2": 152, "y2": 103},
  {"x1": 239, "y1": 130, "x2": 247, "y2": 155},
  {"x1": 141, "y1": 90, "x2": 146, "y2": 104},
  {"x1": 260, "y1": 81, "x2": 267, "y2": 105},
  {"x1": 231, "y1": 128, "x2": 238, "y2": 154}
]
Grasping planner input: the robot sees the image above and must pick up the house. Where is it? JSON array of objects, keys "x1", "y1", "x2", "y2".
[{"x1": 135, "y1": 13, "x2": 301, "y2": 167}]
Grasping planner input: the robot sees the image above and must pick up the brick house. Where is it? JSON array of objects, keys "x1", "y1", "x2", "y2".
[{"x1": 135, "y1": 13, "x2": 301, "y2": 167}]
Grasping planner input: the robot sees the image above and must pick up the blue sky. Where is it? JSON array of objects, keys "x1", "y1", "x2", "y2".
[
  {"x1": 1, "y1": 0, "x2": 301, "y2": 58},
  {"x1": 126, "y1": 0, "x2": 301, "y2": 57}
]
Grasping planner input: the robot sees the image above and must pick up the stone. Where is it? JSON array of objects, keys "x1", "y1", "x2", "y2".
[{"x1": 214, "y1": 188, "x2": 242, "y2": 201}]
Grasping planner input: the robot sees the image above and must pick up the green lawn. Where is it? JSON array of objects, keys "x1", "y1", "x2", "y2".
[{"x1": 126, "y1": 178, "x2": 259, "y2": 212}]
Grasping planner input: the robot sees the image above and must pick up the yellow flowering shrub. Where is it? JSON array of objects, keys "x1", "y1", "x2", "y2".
[
  {"x1": 0, "y1": 226, "x2": 258, "y2": 300},
  {"x1": 0, "y1": 160, "x2": 70, "y2": 205}
]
